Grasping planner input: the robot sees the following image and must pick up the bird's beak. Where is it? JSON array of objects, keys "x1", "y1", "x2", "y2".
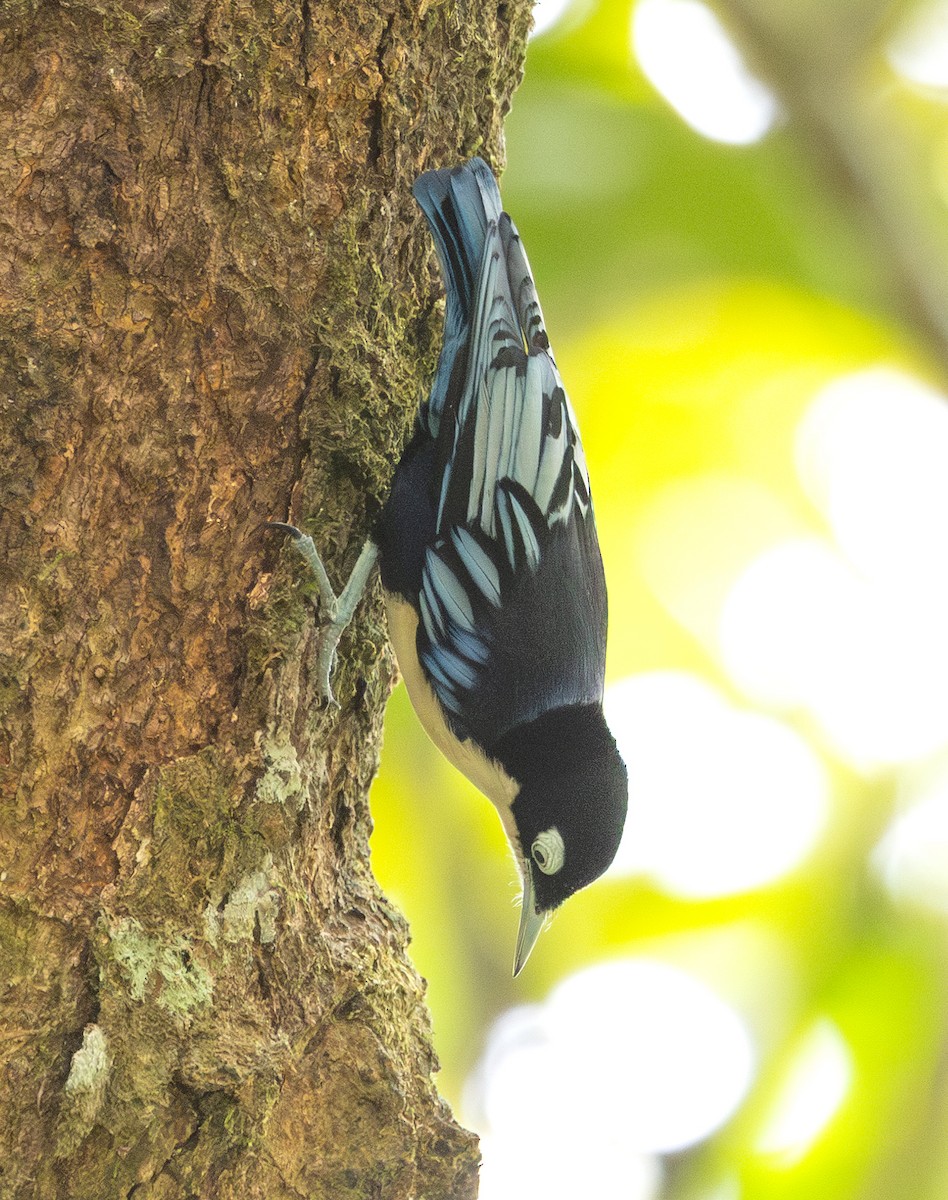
[{"x1": 513, "y1": 870, "x2": 545, "y2": 977}]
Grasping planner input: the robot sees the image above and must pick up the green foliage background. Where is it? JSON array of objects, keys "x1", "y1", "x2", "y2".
[{"x1": 371, "y1": 2, "x2": 948, "y2": 1196}]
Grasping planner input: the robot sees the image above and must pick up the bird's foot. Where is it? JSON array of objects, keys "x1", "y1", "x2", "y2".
[{"x1": 265, "y1": 524, "x2": 378, "y2": 707}]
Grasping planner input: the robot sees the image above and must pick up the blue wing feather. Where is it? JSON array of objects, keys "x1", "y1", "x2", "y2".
[
  {"x1": 412, "y1": 159, "x2": 503, "y2": 435},
  {"x1": 384, "y1": 159, "x2": 607, "y2": 750}
]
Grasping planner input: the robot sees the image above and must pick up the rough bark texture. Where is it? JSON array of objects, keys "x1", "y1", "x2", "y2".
[{"x1": 0, "y1": 1, "x2": 531, "y2": 1196}]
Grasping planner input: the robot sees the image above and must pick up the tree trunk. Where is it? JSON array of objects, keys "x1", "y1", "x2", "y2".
[{"x1": 0, "y1": 1, "x2": 531, "y2": 1195}]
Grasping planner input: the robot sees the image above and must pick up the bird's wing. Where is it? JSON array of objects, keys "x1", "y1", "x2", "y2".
[
  {"x1": 417, "y1": 215, "x2": 606, "y2": 746},
  {"x1": 411, "y1": 159, "x2": 503, "y2": 435},
  {"x1": 434, "y1": 214, "x2": 591, "y2": 537}
]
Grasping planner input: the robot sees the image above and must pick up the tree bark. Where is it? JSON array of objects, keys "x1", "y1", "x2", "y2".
[{"x1": 0, "y1": 1, "x2": 531, "y2": 1195}]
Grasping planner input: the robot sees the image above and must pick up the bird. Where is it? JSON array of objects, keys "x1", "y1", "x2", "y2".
[{"x1": 269, "y1": 157, "x2": 628, "y2": 975}]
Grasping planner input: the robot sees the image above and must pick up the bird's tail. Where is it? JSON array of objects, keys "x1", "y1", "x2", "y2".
[{"x1": 412, "y1": 158, "x2": 502, "y2": 431}]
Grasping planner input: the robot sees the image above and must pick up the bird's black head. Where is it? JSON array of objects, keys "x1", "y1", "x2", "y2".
[
  {"x1": 515, "y1": 741, "x2": 628, "y2": 910},
  {"x1": 492, "y1": 704, "x2": 628, "y2": 970}
]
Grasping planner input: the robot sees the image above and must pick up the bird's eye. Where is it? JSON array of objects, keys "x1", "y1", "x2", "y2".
[{"x1": 531, "y1": 827, "x2": 565, "y2": 875}]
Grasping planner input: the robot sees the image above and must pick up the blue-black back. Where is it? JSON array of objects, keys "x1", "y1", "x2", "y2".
[{"x1": 379, "y1": 158, "x2": 608, "y2": 753}]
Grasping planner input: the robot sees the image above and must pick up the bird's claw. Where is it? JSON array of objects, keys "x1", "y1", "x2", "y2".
[
  {"x1": 264, "y1": 520, "x2": 304, "y2": 542},
  {"x1": 264, "y1": 522, "x2": 341, "y2": 621},
  {"x1": 264, "y1": 523, "x2": 379, "y2": 709}
]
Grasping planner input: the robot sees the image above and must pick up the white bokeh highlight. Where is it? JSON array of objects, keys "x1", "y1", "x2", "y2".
[
  {"x1": 887, "y1": 0, "x2": 948, "y2": 88},
  {"x1": 468, "y1": 959, "x2": 755, "y2": 1200},
  {"x1": 531, "y1": 0, "x2": 576, "y2": 38},
  {"x1": 632, "y1": 0, "x2": 779, "y2": 144},
  {"x1": 696, "y1": 1181, "x2": 742, "y2": 1200},
  {"x1": 756, "y1": 1018, "x2": 853, "y2": 1165},
  {"x1": 796, "y1": 368, "x2": 948, "y2": 592},
  {"x1": 605, "y1": 672, "x2": 829, "y2": 896},
  {"x1": 875, "y1": 765, "x2": 948, "y2": 915},
  {"x1": 478, "y1": 1129, "x2": 660, "y2": 1200},
  {"x1": 720, "y1": 368, "x2": 948, "y2": 770}
]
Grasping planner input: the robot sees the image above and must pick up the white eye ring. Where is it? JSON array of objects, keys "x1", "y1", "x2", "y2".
[{"x1": 531, "y1": 828, "x2": 565, "y2": 875}]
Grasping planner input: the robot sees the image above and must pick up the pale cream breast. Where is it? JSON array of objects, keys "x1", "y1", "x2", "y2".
[{"x1": 383, "y1": 591, "x2": 522, "y2": 851}]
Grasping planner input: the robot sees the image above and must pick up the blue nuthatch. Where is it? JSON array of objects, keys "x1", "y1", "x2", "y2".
[{"x1": 270, "y1": 158, "x2": 627, "y2": 973}]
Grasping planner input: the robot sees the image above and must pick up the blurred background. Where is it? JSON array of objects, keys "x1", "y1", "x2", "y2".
[{"x1": 373, "y1": 1, "x2": 948, "y2": 1195}]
